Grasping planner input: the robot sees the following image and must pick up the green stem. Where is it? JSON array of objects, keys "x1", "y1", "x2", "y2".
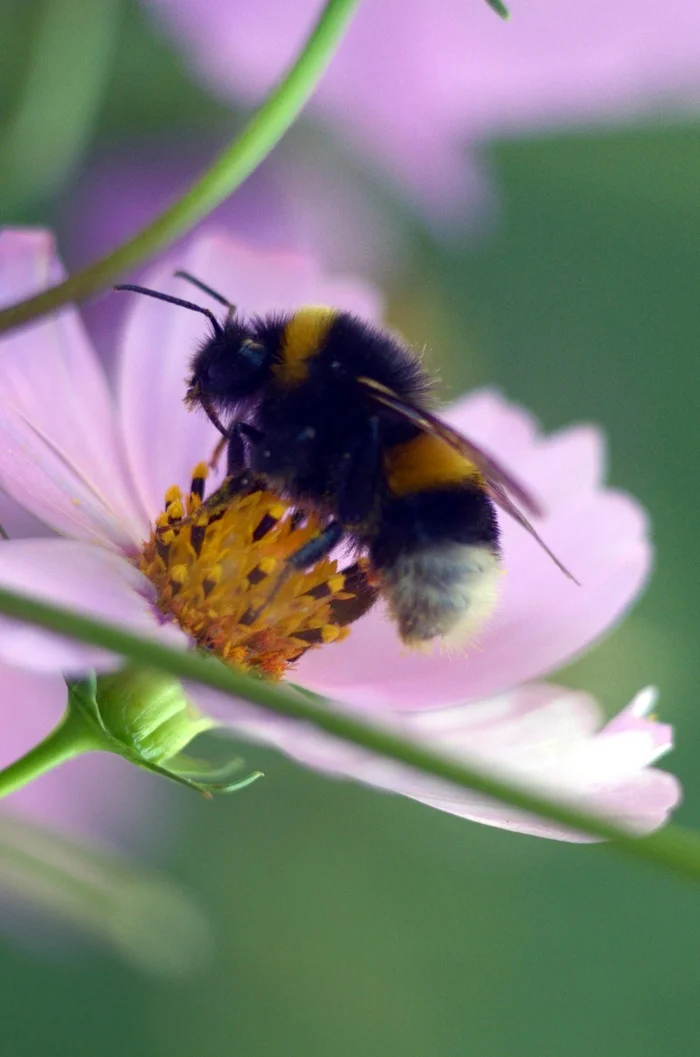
[
  {"x1": 0, "y1": 703, "x2": 102, "y2": 798},
  {"x1": 0, "y1": 588, "x2": 696, "y2": 881},
  {"x1": 0, "y1": 0, "x2": 361, "y2": 335}
]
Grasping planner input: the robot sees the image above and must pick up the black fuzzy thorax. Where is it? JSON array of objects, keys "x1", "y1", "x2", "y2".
[{"x1": 246, "y1": 312, "x2": 435, "y2": 518}]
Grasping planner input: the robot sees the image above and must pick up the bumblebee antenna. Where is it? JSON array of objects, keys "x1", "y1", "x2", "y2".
[
  {"x1": 114, "y1": 284, "x2": 223, "y2": 336},
  {"x1": 174, "y1": 271, "x2": 236, "y2": 315}
]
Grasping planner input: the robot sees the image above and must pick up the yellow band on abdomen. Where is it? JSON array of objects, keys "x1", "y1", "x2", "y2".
[{"x1": 384, "y1": 432, "x2": 483, "y2": 497}]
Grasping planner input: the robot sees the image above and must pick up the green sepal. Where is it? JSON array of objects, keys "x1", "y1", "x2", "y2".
[
  {"x1": 90, "y1": 667, "x2": 215, "y2": 762},
  {"x1": 166, "y1": 751, "x2": 262, "y2": 784},
  {"x1": 66, "y1": 669, "x2": 263, "y2": 798},
  {"x1": 66, "y1": 670, "x2": 101, "y2": 723},
  {"x1": 123, "y1": 753, "x2": 264, "y2": 798}
]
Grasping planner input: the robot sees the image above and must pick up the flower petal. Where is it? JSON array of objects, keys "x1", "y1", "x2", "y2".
[
  {"x1": 0, "y1": 230, "x2": 149, "y2": 549},
  {"x1": 0, "y1": 539, "x2": 188, "y2": 673},
  {"x1": 0, "y1": 489, "x2": 55, "y2": 540},
  {"x1": 116, "y1": 232, "x2": 382, "y2": 520},
  {"x1": 295, "y1": 390, "x2": 650, "y2": 710},
  {"x1": 196, "y1": 681, "x2": 680, "y2": 841}
]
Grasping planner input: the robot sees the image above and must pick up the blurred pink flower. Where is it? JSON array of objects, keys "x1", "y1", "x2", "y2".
[
  {"x1": 65, "y1": 143, "x2": 393, "y2": 279},
  {"x1": 0, "y1": 227, "x2": 678, "y2": 837},
  {"x1": 144, "y1": 0, "x2": 700, "y2": 217},
  {"x1": 62, "y1": 142, "x2": 400, "y2": 361}
]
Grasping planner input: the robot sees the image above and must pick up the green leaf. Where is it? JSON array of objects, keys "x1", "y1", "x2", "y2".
[{"x1": 484, "y1": 0, "x2": 509, "y2": 18}]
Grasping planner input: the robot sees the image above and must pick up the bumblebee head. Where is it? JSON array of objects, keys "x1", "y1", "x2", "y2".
[
  {"x1": 113, "y1": 276, "x2": 272, "y2": 416},
  {"x1": 186, "y1": 324, "x2": 273, "y2": 422}
]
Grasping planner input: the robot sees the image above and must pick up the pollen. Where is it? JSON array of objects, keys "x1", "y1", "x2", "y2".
[{"x1": 139, "y1": 464, "x2": 377, "y2": 679}]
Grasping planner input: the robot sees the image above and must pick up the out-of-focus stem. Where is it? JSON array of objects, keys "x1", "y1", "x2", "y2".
[
  {"x1": 0, "y1": 0, "x2": 122, "y2": 212},
  {"x1": 0, "y1": 0, "x2": 362, "y2": 335}
]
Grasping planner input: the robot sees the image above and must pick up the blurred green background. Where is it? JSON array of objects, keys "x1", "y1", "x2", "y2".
[{"x1": 1, "y1": 1, "x2": 700, "y2": 1055}]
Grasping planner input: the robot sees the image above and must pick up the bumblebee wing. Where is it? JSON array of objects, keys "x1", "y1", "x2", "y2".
[
  {"x1": 357, "y1": 377, "x2": 541, "y2": 513},
  {"x1": 480, "y1": 478, "x2": 580, "y2": 584},
  {"x1": 357, "y1": 376, "x2": 580, "y2": 585}
]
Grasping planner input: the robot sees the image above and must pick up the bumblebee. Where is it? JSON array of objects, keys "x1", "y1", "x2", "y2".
[{"x1": 116, "y1": 273, "x2": 576, "y2": 647}]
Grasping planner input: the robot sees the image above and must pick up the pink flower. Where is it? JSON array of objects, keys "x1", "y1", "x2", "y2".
[
  {"x1": 143, "y1": 0, "x2": 700, "y2": 217},
  {"x1": 0, "y1": 227, "x2": 678, "y2": 837}
]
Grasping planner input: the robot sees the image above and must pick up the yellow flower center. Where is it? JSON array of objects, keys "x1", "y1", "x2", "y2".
[{"x1": 139, "y1": 463, "x2": 376, "y2": 679}]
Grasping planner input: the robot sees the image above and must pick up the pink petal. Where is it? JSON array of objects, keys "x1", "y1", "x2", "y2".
[
  {"x1": 0, "y1": 490, "x2": 55, "y2": 540},
  {"x1": 0, "y1": 539, "x2": 188, "y2": 673},
  {"x1": 0, "y1": 230, "x2": 149, "y2": 550},
  {"x1": 0, "y1": 665, "x2": 157, "y2": 848},
  {"x1": 295, "y1": 390, "x2": 650, "y2": 710},
  {"x1": 196, "y1": 681, "x2": 679, "y2": 841},
  {"x1": 116, "y1": 232, "x2": 382, "y2": 520},
  {"x1": 598, "y1": 687, "x2": 672, "y2": 760}
]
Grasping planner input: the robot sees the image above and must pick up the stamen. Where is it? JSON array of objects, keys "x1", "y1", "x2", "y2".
[
  {"x1": 190, "y1": 461, "x2": 208, "y2": 501},
  {"x1": 164, "y1": 484, "x2": 180, "y2": 509},
  {"x1": 139, "y1": 468, "x2": 378, "y2": 679},
  {"x1": 190, "y1": 523, "x2": 206, "y2": 556},
  {"x1": 252, "y1": 509, "x2": 283, "y2": 541},
  {"x1": 156, "y1": 538, "x2": 171, "y2": 564},
  {"x1": 166, "y1": 499, "x2": 185, "y2": 522}
]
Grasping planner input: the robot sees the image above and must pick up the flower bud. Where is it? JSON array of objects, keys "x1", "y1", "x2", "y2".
[
  {"x1": 68, "y1": 668, "x2": 262, "y2": 796},
  {"x1": 95, "y1": 667, "x2": 214, "y2": 765}
]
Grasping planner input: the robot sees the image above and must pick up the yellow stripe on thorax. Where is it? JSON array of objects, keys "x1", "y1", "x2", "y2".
[
  {"x1": 273, "y1": 306, "x2": 337, "y2": 385},
  {"x1": 384, "y1": 432, "x2": 484, "y2": 497}
]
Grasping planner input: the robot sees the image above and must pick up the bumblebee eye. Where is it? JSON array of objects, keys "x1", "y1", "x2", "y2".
[
  {"x1": 239, "y1": 339, "x2": 267, "y2": 366},
  {"x1": 195, "y1": 333, "x2": 269, "y2": 401}
]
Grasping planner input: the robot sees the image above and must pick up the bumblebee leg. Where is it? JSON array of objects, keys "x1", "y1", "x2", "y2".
[
  {"x1": 287, "y1": 520, "x2": 344, "y2": 569},
  {"x1": 209, "y1": 424, "x2": 265, "y2": 498},
  {"x1": 237, "y1": 421, "x2": 265, "y2": 444},
  {"x1": 209, "y1": 433, "x2": 228, "y2": 470},
  {"x1": 199, "y1": 468, "x2": 261, "y2": 509},
  {"x1": 328, "y1": 561, "x2": 379, "y2": 627},
  {"x1": 225, "y1": 424, "x2": 246, "y2": 475},
  {"x1": 336, "y1": 415, "x2": 381, "y2": 524},
  {"x1": 226, "y1": 421, "x2": 266, "y2": 477},
  {"x1": 240, "y1": 520, "x2": 344, "y2": 626}
]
